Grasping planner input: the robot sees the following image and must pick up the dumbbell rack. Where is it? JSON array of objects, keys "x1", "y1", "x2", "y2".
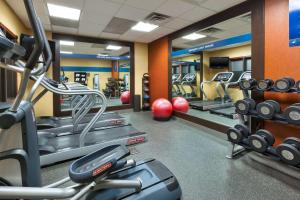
[
  {"x1": 227, "y1": 79, "x2": 300, "y2": 172},
  {"x1": 142, "y1": 73, "x2": 150, "y2": 111}
]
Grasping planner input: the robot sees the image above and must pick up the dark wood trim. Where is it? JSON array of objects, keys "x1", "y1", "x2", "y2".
[
  {"x1": 199, "y1": 51, "x2": 204, "y2": 100},
  {"x1": 168, "y1": 36, "x2": 172, "y2": 101},
  {"x1": 168, "y1": 1, "x2": 251, "y2": 40},
  {"x1": 250, "y1": 0, "x2": 265, "y2": 132},
  {"x1": 52, "y1": 33, "x2": 135, "y2": 116},
  {"x1": 230, "y1": 56, "x2": 251, "y2": 61},
  {"x1": 173, "y1": 111, "x2": 230, "y2": 133},
  {"x1": 0, "y1": 23, "x2": 18, "y2": 40}
]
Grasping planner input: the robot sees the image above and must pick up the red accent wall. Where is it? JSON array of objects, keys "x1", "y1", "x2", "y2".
[
  {"x1": 264, "y1": 0, "x2": 300, "y2": 145},
  {"x1": 148, "y1": 37, "x2": 169, "y2": 104}
]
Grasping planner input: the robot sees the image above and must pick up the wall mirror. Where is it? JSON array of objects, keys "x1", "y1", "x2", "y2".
[{"x1": 171, "y1": 12, "x2": 251, "y2": 128}]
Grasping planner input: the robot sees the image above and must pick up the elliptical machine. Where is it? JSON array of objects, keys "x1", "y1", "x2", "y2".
[{"x1": 0, "y1": 1, "x2": 182, "y2": 199}]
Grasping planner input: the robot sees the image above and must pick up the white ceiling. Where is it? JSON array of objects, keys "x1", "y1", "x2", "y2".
[
  {"x1": 60, "y1": 42, "x2": 130, "y2": 56},
  {"x1": 172, "y1": 12, "x2": 251, "y2": 49},
  {"x1": 6, "y1": 0, "x2": 247, "y2": 43}
]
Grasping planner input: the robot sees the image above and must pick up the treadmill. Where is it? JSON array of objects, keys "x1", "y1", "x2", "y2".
[
  {"x1": 17, "y1": 34, "x2": 147, "y2": 166},
  {"x1": 209, "y1": 71, "x2": 251, "y2": 119},
  {"x1": 190, "y1": 72, "x2": 234, "y2": 111}
]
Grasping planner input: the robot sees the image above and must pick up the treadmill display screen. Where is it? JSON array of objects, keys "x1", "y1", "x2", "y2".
[{"x1": 214, "y1": 73, "x2": 232, "y2": 81}]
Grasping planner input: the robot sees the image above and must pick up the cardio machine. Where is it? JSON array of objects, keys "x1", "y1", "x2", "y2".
[
  {"x1": 172, "y1": 74, "x2": 182, "y2": 96},
  {"x1": 0, "y1": 1, "x2": 182, "y2": 199},
  {"x1": 179, "y1": 73, "x2": 197, "y2": 98},
  {"x1": 190, "y1": 72, "x2": 234, "y2": 111},
  {"x1": 209, "y1": 71, "x2": 251, "y2": 119}
]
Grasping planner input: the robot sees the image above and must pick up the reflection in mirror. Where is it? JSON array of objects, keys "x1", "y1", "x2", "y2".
[
  {"x1": 171, "y1": 12, "x2": 251, "y2": 127},
  {"x1": 59, "y1": 41, "x2": 130, "y2": 111}
]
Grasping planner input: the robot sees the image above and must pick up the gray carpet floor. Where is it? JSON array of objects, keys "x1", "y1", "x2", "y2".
[{"x1": 42, "y1": 111, "x2": 300, "y2": 200}]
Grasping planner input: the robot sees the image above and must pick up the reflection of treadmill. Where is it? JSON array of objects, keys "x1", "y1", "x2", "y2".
[
  {"x1": 190, "y1": 72, "x2": 234, "y2": 111},
  {"x1": 209, "y1": 71, "x2": 251, "y2": 119}
]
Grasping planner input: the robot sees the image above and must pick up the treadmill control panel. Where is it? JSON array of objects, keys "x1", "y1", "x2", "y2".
[
  {"x1": 213, "y1": 73, "x2": 233, "y2": 82},
  {"x1": 241, "y1": 72, "x2": 251, "y2": 80}
]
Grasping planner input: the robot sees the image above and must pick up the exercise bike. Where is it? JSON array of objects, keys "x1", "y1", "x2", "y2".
[{"x1": 0, "y1": 0, "x2": 182, "y2": 199}]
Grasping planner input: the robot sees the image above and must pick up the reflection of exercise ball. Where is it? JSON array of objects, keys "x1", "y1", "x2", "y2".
[
  {"x1": 152, "y1": 98, "x2": 173, "y2": 121},
  {"x1": 120, "y1": 91, "x2": 130, "y2": 104},
  {"x1": 172, "y1": 97, "x2": 189, "y2": 113}
]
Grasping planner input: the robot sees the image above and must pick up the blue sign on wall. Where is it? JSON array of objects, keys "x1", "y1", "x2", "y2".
[
  {"x1": 172, "y1": 33, "x2": 251, "y2": 57},
  {"x1": 289, "y1": 0, "x2": 300, "y2": 47}
]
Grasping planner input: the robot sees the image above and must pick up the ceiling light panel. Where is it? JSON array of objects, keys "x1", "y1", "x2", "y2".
[
  {"x1": 182, "y1": 33, "x2": 206, "y2": 40},
  {"x1": 106, "y1": 45, "x2": 122, "y2": 50},
  {"x1": 47, "y1": 3, "x2": 81, "y2": 21},
  {"x1": 60, "y1": 51, "x2": 73, "y2": 54},
  {"x1": 60, "y1": 40, "x2": 74, "y2": 46},
  {"x1": 131, "y1": 22, "x2": 158, "y2": 32}
]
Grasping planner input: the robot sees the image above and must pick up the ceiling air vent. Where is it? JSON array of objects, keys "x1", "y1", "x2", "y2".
[
  {"x1": 200, "y1": 27, "x2": 223, "y2": 34},
  {"x1": 144, "y1": 12, "x2": 171, "y2": 25}
]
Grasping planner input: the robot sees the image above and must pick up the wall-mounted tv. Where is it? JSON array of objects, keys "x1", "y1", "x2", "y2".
[{"x1": 209, "y1": 57, "x2": 229, "y2": 68}]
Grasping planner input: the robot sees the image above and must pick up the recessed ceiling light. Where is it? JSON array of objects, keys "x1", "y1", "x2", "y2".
[
  {"x1": 60, "y1": 40, "x2": 74, "y2": 46},
  {"x1": 131, "y1": 22, "x2": 158, "y2": 32},
  {"x1": 47, "y1": 3, "x2": 81, "y2": 21},
  {"x1": 182, "y1": 33, "x2": 206, "y2": 40},
  {"x1": 97, "y1": 54, "x2": 108, "y2": 57},
  {"x1": 60, "y1": 51, "x2": 73, "y2": 54},
  {"x1": 106, "y1": 45, "x2": 122, "y2": 50}
]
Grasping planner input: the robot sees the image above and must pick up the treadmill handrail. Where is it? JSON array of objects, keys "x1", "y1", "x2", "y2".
[{"x1": 224, "y1": 71, "x2": 251, "y2": 101}]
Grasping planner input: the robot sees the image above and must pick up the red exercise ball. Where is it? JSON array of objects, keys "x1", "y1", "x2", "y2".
[
  {"x1": 120, "y1": 91, "x2": 130, "y2": 104},
  {"x1": 152, "y1": 98, "x2": 173, "y2": 120},
  {"x1": 172, "y1": 97, "x2": 189, "y2": 113}
]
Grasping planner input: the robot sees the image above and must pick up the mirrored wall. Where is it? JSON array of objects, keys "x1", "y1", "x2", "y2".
[
  {"x1": 59, "y1": 41, "x2": 131, "y2": 112},
  {"x1": 171, "y1": 12, "x2": 251, "y2": 127}
]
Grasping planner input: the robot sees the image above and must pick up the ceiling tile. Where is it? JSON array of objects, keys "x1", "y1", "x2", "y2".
[
  {"x1": 155, "y1": 0, "x2": 195, "y2": 17},
  {"x1": 46, "y1": 0, "x2": 85, "y2": 9},
  {"x1": 99, "y1": 32, "x2": 121, "y2": 39},
  {"x1": 43, "y1": 24, "x2": 52, "y2": 31},
  {"x1": 119, "y1": 30, "x2": 145, "y2": 41},
  {"x1": 52, "y1": 25, "x2": 78, "y2": 34},
  {"x1": 200, "y1": 0, "x2": 246, "y2": 12},
  {"x1": 116, "y1": 5, "x2": 151, "y2": 21},
  {"x1": 84, "y1": 0, "x2": 122, "y2": 16},
  {"x1": 125, "y1": 0, "x2": 167, "y2": 11},
  {"x1": 78, "y1": 23, "x2": 105, "y2": 37},
  {"x1": 179, "y1": 6, "x2": 215, "y2": 22},
  {"x1": 152, "y1": 26, "x2": 175, "y2": 36},
  {"x1": 38, "y1": 14, "x2": 51, "y2": 25},
  {"x1": 214, "y1": 19, "x2": 248, "y2": 31},
  {"x1": 80, "y1": 11, "x2": 113, "y2": 26},
  {"x1": 164, "y1": 18, "x2": 191, "y2": 29},
  {"x1": 105, "y1": 0, "x2": 126, "y2": 4}
]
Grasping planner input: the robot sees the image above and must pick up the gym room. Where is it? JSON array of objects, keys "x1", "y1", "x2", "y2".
[{"x1": 0, "y1": 0, "x2": 300, "y2": 199}]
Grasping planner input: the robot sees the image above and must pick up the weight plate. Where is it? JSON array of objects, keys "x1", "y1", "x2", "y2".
[
  {"x1": 264, "y1": 100, "x2": 281, "y2": 113},
  {"x1": 276, "y1": 144, "x2": 300, "y2": 166},
  {"x1": 256, "y1": 102, "x2": 274, "y2": 119},
  {"x1": 296, "y1": 80, "x2": 300, "y2": 91},
  {"x1": 291, "y1": 103, "x2": 300, "y2": 107},
  {"x1": 235, "y1": 100, "x2": 249, "y2": 115},
  {"x1": 226, "y1": 128, "x2": 243, "y2": 143},
  {"x1": 240, "y1": 80, "x2": 251, "y2": 90},
  {"x1": 274, "y1": 79, "x2": 290, "y2": 92},
  {"x1": 283, "y1": 106, "x2": 300, "y2": 123},
  {"x1": 256, "y1": 129, "x2": 275, "y2": 146},
  {"x1": 283, "y1": 137, "x2": 300, "y2": 147},
  {"x1": 249, "y1": 135, "x2": 268, "y2": 153},
  {"x1": 257, "y1": 80, "x2": 268, "y2": 91},
  {"x1": 234, "y1": 124, "x2": 250, "y2": 137}
]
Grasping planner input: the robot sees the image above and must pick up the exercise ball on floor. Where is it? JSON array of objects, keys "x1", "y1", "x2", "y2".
[
  {"x1": 172, "y1": 97, "x2": 189, "y2": 113},
  {"x1": 152, "y1": 98, "x2": 173, "y2": 121},
  {"x1": 120, "y1": 91, "x2": 130, "y2": 104}
]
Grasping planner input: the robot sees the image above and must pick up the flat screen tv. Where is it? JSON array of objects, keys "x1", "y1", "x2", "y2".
[{"x1": 209, "y1": 57, "x2": 229, "y2": 68}]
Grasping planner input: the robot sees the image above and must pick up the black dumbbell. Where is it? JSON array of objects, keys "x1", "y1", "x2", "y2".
[
  {"x1": 256, "y1": 100, "x2": 280, "y2": 119},
  {"x1": 248, "y1": 129, "x2": 275, "y2": 153},
  {"x1": 295, "y1": 80, "x2": 300, "y2": 92},
  {"x1": 235, "y1": 98, "x2": 256, "y2": 115},
  {"x1": 226, "y1": 124, "x2": 250, "y2": 144},
  {"x1": 276, "y1": 137, "x2": 300, "y2": 166},
  {"x1": 257, "y1": 79, "x2": 274, "y2": 91},
  {"x1": 274, "y1": 77, "x2": 295, "y2": 92},
  {"x1": 239, "y1": 78, "x2": 257, "y2": 90},
  {"x1": 283, "y1": 103, "x2": 300, "y2": 124}
]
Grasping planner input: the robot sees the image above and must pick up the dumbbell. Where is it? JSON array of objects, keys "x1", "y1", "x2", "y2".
[
  {"x1": 239, "y1": 78, "x2": 257, "y2": 90},
  {"x1": 257, "y1": 79, "x2": 274, "y2": 91},
  {"x1": 283, "y1": 103, "x2": 300, "y2": 124},
  {"x1": 276, "y1": 137, "x2": 300, "y2": 166},
  {"x1": 226, "y1": 124, "x2": 250, "y2": 144},
  {"x1": 274, "y1": 77, "x2": 295, "y2": 92},
  {"x1": 248, "y1": 129, "x2": 275, "y2": 153},
  {"x1": 235, "y1": 98, "x2": 256, "y2": 115},
  {"x1": 295, "y1": 80, "x2": 300, "y2": 92},
  {"x1": 256, "y1": 100, "x2": 280, "y2": 119}
]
